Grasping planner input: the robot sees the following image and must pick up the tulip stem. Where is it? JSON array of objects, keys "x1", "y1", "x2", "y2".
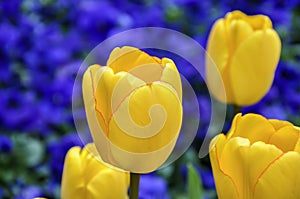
[
  {"x1": 233, "y1": 105, "x2": 242, "y2": 116},
  {"x1": 129, "y1": 172, "x2": 140, "y2": 199}
]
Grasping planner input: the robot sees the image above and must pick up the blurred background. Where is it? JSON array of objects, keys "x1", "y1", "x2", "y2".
[{"x1": 1, "y1": 0, "x2": 300, "y2": 198}]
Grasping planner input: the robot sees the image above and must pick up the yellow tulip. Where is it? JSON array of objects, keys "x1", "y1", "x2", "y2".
[
  {"x1": 82, "y1": 46, "x2": 182, "y2": 173},
  {"x1": 206, "y1": 10, "x2": 281, "y2": 106},
  {"x1": 61, "y1": 144, "x2": 129, "y2": 199},
  {"x1": 209, "y1": 113, "x2": 300, "y2": 199}
]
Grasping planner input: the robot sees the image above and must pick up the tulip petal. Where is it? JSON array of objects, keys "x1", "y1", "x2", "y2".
[
  {"x1": 253, "y1": 152, "x2": 300, "y2": 199},
  {"x1": 268, "y1": 126, "x2": 300, "y2": 152},
  {"x1": 84, "y1": 65, "x2": 148, "y2": 136},
  {"x1": 294, "y1": 135, "x2": 300, "y2": 153},
  {"x1": 160, "y1": 58, "x2": 182, "y2": 101},
  {"x1": 210, "y1": 134, "x2": 239, "y2": 199},
  {"x1": 225, "y1": 11, "x2": 272, "y2": 30},
  {"x1": 108, "y1": 82, "x2": 182, "y2": 153},
  {"x1": 93, "y1": 67, "x2": 126, "y2": 123},
  {"x1": 61, "y1": 147, "x2": 85, "y2": 199},
  {"x1": 80, "y1": 144, "x2": 110, "y2": 183},
  {"x1": 224, "y1": 10, "x2": 247, "y2": 23},
  {"x1": 269, "y1": 119, "x2": 293, "y2": 130},
  {"x1": 210, "y1": 134, "x2": 227, "y2": 157},
  {"x1": 219, "y1": 18, "x2": 254, "y2": 104},
  {"x1": 87, "y1": 170, "x2": 129, "y2": 199},
  {"x1": 228, "y1": 113, "x2": 276, "y2": 144},
  {"x1": 207, "y1": 19, "x2": 229, "y2": 72},
  {"x1": 247, "y1": 142, "x2": 283, "y2": 195},
  {"x1": 107, "y1": 46, "x2": 159, "y2": 73},
  {"x1": 218, "y1": 137, "x2": 250, "y2": 198},
  {"x1": 82, "y1": 65, "x2": 112, "y2": 135},
  {"x1": 219, "y1": 137, "x2": 283, "y2": 198},
  {"x1": 206, "y1": 19, "x2": 233, "y2": 103},
  {"x1": 229, "y1": 29, "x2": 281, "y2": 106},
  {"x1": 227, "y1": 19, "x2": 254, "y2": 56}
]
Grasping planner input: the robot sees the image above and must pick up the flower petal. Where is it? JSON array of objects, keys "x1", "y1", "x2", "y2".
[
  {"x1": 107, "y1": 46, "x2": 159, "y2": 73},
  {"x1": 227, "y1": 19, "x2": 254, "y2": 56},
  {"x1": 294, "y1": 133, "x2": 300, "y2": 153},
  {"x1": 160, "y1": 58, "x2": 182, "y2": 101},
  {"x1": 229, "y1": 29, "x2": 281, "y2": 106},
  {"x1": 225, "y1": 10, "x2": 272, "y2": 30},
  {"x1": 245, "y1": 15, "x2": 272, "y2": 30},
  {"x1": 108, "y1": 82, "x2": 182, "y2": 153},
  {"x1": 228, "y1": 113, "x2": 276, "y2": 144},
  {"x1": 206, "y1": 19, "x2": 232, "y2": 103},
  {"x1": 247, "y1": 142, "x2": 283, "y2": 194},
  {"x1": 269, "y1": 119, "x2": 293, "y2": 130},
  {"x1": 219, "y1": 137, "x2": 283, "y2": 198},
  {"x1": 93, "y1": 67, "x2": 126, "y2": 123},
  {"x1": 82, "y1": 65, "x2": 113, "y2": 134},
  {"x1": 207, "y1": 19, "x2": 229, "y2": 72},
  {"x1": 80, "y1": 144, "x2": 109, "y2": 183},
  {"x1": 209, "y1": 135, "x2": 239, "y2": 199},
  {"x1": 87, "y1": 169, "x2": 129, "y2": 199},
  {"x1": 219, "y1": 137, "x2": 250, "y2": 197},
  {"x1": 61, "y1": 147, "x2": 85, "y2": 199},
  {"x1": 268, "y1": 126, "x2": 300, "y2": 152},
  {"x1": 253, "y1": 152, "x2": 300, "y2": 199}
]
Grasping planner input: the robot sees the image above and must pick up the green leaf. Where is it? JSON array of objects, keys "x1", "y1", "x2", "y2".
[
  {"x1": 187, "y1": 163, "x2": 203, "y2": 199},
  {"x1": 13, "y1": 134, "x2": 44, "y2": 167}
]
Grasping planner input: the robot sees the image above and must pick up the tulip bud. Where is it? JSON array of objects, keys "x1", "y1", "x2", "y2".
[
  {"x1": 210, "y1": 113, "x2": 300, "y2": 198},
  {"x1": 206, "y1": 10, "x2": 281, "y2": 106},
  {"x1": 82, "y1": 46, "x2": 182, "y2": 173}
]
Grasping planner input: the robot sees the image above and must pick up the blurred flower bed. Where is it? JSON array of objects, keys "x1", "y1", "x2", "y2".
[{"x1": 1, "y1": 0, "x2": 300, "y2": 198}]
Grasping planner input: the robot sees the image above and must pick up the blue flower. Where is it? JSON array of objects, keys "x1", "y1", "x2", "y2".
[
  {"x1": 260, "y1": 104, "x2": 288, "y2": 120},
  {"x1": 0, "y1": 134, "x2": 13, "y2": 153},
  {"x1": 0, "y1": 187, "x2": 3, "y2": 198},
  {"x1": 15, "y1": 185, "x2": 43, "y2": 199},
  {"x1": 0, "y1": 0, "x2": 22, "y2": 19},
  {"x1": 47, "y1": 133, "x2": 83, "y2": 182},
  {"x1": 75, "y1": 0, "x2": 121, "y2": 47},
  {"x1": 139, "y1": 174, "x2": 170, "y2": 199}
]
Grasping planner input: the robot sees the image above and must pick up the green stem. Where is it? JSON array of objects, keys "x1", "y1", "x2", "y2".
[
  {"x1": 129, "y1": 173, "x2": 140, "y2": 199},
  {"x1": 233, "y1": 104, "x2": 242, "y2": 117}
]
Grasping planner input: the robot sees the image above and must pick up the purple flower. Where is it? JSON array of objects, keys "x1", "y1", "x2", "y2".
[
  {"x1": 75, "y1": 0, "x2": 121, "y2": 47},
  {"x1": 0, "y1": 187, "x2": 3, "y2": 198},
  {"x1": 47, "y1": 133, "x2": 83, "y2": 182},
  {"x1": 0, "y1": 22, "x2": 20, "y2": 53},
  {"x1": 199, "y1": 168, "x2": 215, "y2": 189},
  {"x1": 0, "y1": 90, "x2": 36, "y2": 131},
  {"x1": 0, "y1": 134, "x2": 13, "y2": 153},
  {"x1": 261, "y1": 104, "x2": 288, "y2": 120},
  {"x1": 15, "y1": 185, "x2": 43, "y2": 199},
  {"x1": 0, "y1": 0, "x2": 22, "y2": 19},
  {"x1": 139, "y1": 174, "x2": 170, "y2": 199}
]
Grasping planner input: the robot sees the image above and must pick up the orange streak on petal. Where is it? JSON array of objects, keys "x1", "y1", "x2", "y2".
[
  {"x1": 107, "y1": 84, "x2": 146, "y2": 127},
  {"x1": 89, "y1": 69, "x2": 108, "y2": 134},
  {"x1": 252, "y1": 153, "x2": 284, "y2": 197},
  {"x1": 215, "y1": 145, "x2": 240, "y2": 198}
]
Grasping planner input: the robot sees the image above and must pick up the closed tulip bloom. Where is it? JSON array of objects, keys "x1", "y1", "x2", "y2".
[
  {"x1": 61, "y1": 144, "x2": 129, "y2": 199},
  {"x1": 210, "y1": 113, "x2": 300, "y2": 199},
  {"x1": 82, "y1": 46, "x2": 182, "y2": 173},
  {"x1": 206, "y1": 10, "x2": 281, "y2": 106}
]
